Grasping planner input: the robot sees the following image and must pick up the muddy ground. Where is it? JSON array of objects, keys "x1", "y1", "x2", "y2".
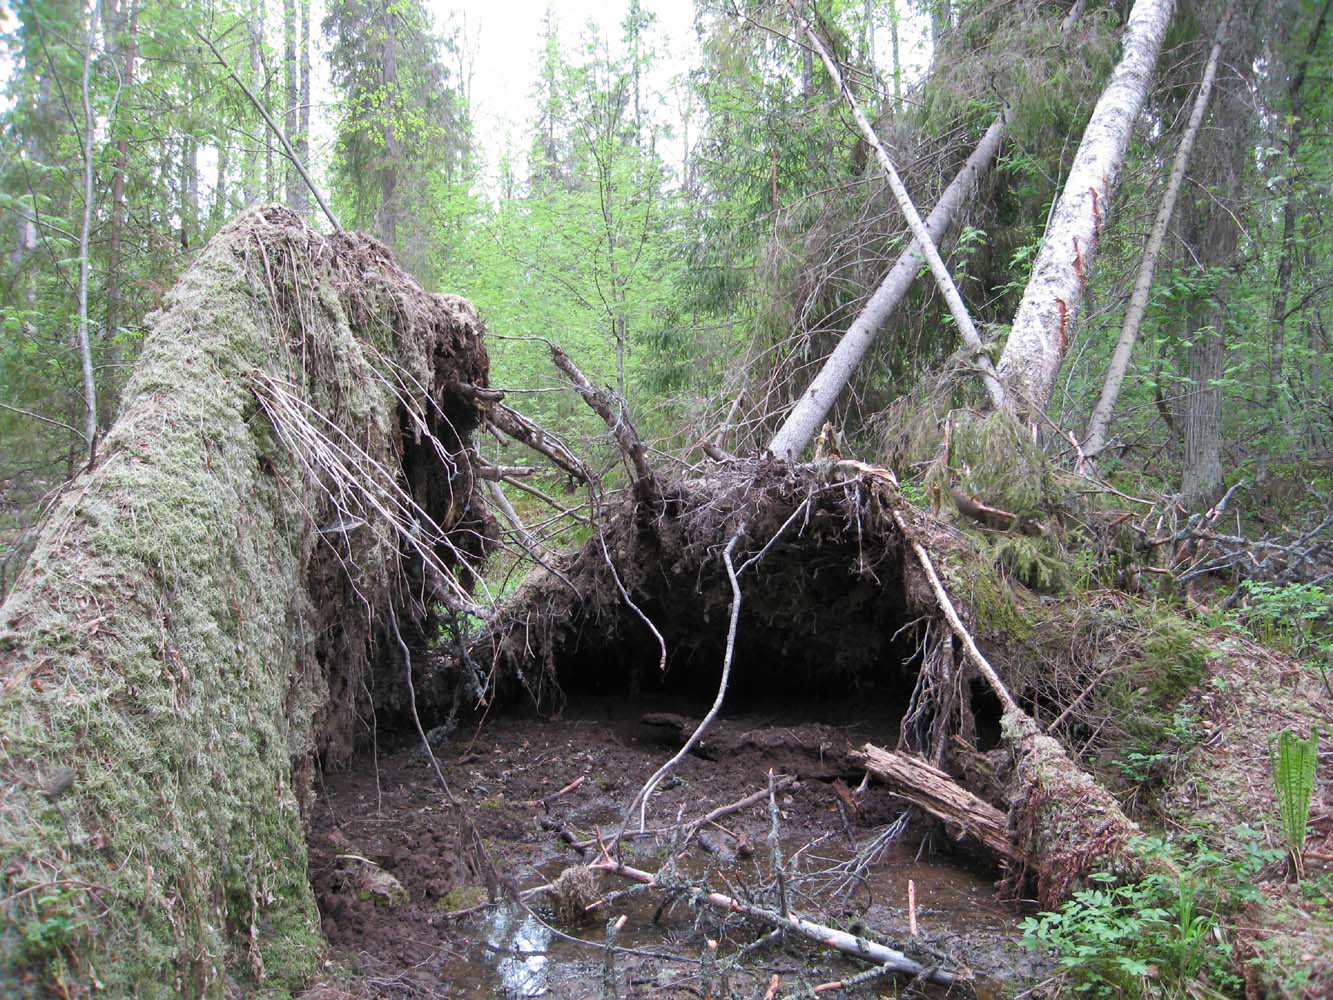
[{"x1": 305, "y1": 697, "x2": 1044, "y2": 999}]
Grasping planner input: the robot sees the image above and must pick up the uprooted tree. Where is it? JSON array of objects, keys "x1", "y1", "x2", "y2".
[{"x1": 0, "y1": 207, "x2": 497, "y2": 994}]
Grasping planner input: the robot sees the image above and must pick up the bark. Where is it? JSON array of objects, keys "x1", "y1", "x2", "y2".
[
  {"x1": 377, "y1": 0, "x2": 400, "y2": 247},
  {"x1": 0, "y1": 209, "x2": 492, "y2": 995},
  {"x1": 767, "y1": 117, "x2": 1008, "y2": 460},
  {"x1": 1181, "y1": 316, "x2": 1225, "y2": 507},
  {"x1": 296, "y1": 0, "x2": 311, "y2": 215},
  {"x1": 1083, "y1": 0, "x2": 1234, "y2": 458},
  {"x1": 245, "y1": 9, "x2": 262, "y2": 206},
  {"x1": 795, "y1": 14, "x2": 1005, "y2": 415},
  {"x1": 283, "y1": 0, "x2": 299, "y2": 210},
  {"x1": 1268, "y1": 0, "x2": 1331, "y2": 404},
  {"x1": 854, "y1": 743, "x2": 1023, "y2": 864},
  {"x1": 76, "y1": 0, "x2": 98, "y2": 461},
  {"x1": 996, "y1": 0, "x2": 1176, "y2": 420},
  {"x1": 104, "y1": 0, "x2": 138, "y2": 358}
]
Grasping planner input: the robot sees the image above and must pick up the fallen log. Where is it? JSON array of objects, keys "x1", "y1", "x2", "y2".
[
  {"x1": 853, "y1": 744, "x2": 1023, "y2": 866},
  {"x1": 0, "y1": 208, "x2": 493, "y2": 995}
]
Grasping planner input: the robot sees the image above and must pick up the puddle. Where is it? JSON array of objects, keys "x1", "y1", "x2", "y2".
[
  {"x1": 310, "y1": 709, "x2": 1047, "y2": 997},
  {"x1": 437, "y1": 835, "x2": 1034, "y2": 998},
  {"x1": 482, "y1": 906, "x2": 553, "y2": 996}
]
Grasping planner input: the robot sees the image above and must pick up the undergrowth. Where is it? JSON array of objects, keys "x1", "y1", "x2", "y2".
[{"x1": 1020, "y1": 834, "x2": 1281, "y2": 998}]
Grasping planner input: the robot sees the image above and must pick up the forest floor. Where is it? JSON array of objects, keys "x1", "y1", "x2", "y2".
[{"x1": 303, "y1": 697, "x2": 1043, "y2": 999}]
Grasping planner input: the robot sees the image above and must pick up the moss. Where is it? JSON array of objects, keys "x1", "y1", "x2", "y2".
[
  {"x1": 1104, "y1": 606, "x2": 1211, "y2": 753},
  {"x1": 942, "y1": 545, "x2": 1035, "y2": 641},
  {"x1": 435, "y1": 886, "x2": 487, "y2": 912},
  {"x1": 0, "y1": 208, "x2": 492, "y2": 997}
]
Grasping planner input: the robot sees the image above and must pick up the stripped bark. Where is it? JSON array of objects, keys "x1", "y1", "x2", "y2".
[
  {"x1": 1083, "y1": 0, "x2": 1234, "y2": 459},
  {"x1": 793, "y1": 9, "x2": 1005, "y2": 418},
  {"x1": 853, "y1": 743, "x2": 1023, "y2": 865},
  {"x1": 767, "y1": 117, "x2": 1008, "y2": 460},
  {"x1": 996, "y1": 0, "x2": 1176, "y2": 419}
]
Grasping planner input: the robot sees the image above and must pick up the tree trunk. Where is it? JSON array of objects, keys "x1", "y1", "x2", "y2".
[
  {"x1": 104, "y1": 0, "x2": 138, "y2": 357},
  {"x1": 796, "y1": 16, "x2": 1004, "y2": 414},
  {"x1": 767, "y1": 116, "x2": 1008, "y2": 460},
  {"x1": 284, "y1": 0, "x2": 299, "y2": 209},
  {"x1": 296, "y1": 0, "x2": 311, "y2": 216},
  {"x1": 1181, "y1": 316, "x2": 1224, "y2": 507},
  {"x1": 0, "y1": 209, "x2": 493, "y2": 996},
  {"x1": 77, "y1": 0, "x2": 99, "y2": 461},
  {"x1": 245, "y1": 9, "x2": 263, "y2": 206},
  {"x1": 1267, "y1": 0, "x2": 1331, "y2": 405},
  {"x1": 1083, "y1": 0, "x2": 1234, "y2": 459},
  {"x1": 995, "y1": 0, "x2": 1176, "y2": 421},
  {"x1": 377, "y1": 0, "x2": 400, "y2": 248}
]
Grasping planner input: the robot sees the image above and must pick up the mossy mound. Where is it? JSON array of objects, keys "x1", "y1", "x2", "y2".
[{"x1": 0, "y1": 208, "x2": 492, "y2": 997}]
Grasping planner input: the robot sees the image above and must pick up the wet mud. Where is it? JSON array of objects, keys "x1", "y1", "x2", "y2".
[{"x1": 307, "y1": 699, "x2": 1045, "y2": 998}]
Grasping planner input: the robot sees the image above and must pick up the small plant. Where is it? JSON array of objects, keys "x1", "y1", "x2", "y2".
[
  {"x1": 1020, "y1": 841, "x2": 1238, "y2": 997},
  {"x1": 1269, "y1": 727, "x2": 1320, "y2": 879}
]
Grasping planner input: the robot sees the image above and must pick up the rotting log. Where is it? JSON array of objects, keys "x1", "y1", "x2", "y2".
[
  {"x1": 853, "y1": 744, "x2": 1023, "y2": 866},
  {"x1": 0, "y1": 208, "x2": 493, "y2": 996}
]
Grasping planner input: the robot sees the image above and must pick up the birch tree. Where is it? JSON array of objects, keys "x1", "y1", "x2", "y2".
[
  {"x1": 1082, "y1": 1, "x2": 1234, "y2": 459},
  {"x1": 767, "y1": 117, "x2": 1008, "y2": 460},
  {"x1": 995, "y1": 0, "x2": 1176, "y2": 420}
]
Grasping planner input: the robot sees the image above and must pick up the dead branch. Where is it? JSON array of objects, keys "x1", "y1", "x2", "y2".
[
  {"x1": 854, "y1": 744, "x2": 1023, "y2": 866},
  {"x1": 486, "y1": 401, "x2": 589, "y2": 483},
  {"x1": 549, "y1": 344, "x2": 655, "y2": 497},
  {"x1": 587, "y1": 857, "x2": 957, "y2": 986}
]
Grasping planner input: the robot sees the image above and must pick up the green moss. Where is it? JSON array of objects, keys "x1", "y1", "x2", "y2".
[
  {"x1": 0, "y1": 208, "x2": 490, "y2": 997},
  {"x1": 435, "y1": 886, "x2": 487, "y2": 912}
]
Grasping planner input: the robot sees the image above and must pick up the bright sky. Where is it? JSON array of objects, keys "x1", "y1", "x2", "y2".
[{"x1": 437, "y1": 0, "x2": 699, "y2": 184}]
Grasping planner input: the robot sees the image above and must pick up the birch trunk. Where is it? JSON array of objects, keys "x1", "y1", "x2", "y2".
[
  {"x1": 995, "y1": 0, "x2": 1176, "y2": 420},
  {"x1": 796, "y1": 14, "x2": 1005, "y2": 411},
  {"x1": 767, "y1": 117, "x2": 1008, "y2": 460},
  {"x1": 77, "y1": 0, "x2": 99, "y2": 461},
  {"x1": 1083, "y1": 0, "x2": 1233, "y2": 458}
]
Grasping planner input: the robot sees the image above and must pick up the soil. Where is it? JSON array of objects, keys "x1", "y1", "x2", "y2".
[{"x1": 304, "y1": 697, "x2": 1043, "y2": 999}]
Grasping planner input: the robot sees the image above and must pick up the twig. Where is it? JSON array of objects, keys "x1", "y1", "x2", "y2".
[
  {"x1": 621, "y1": 525, "x2": 746, "y2": 836},
  {"x1": 588, "y1": 858, "x2": 956, "y2": 985}
]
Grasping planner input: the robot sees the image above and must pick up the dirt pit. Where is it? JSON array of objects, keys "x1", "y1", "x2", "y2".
[{"x1": 306, "y1": 698, "x2": 1045, "y2": 998}]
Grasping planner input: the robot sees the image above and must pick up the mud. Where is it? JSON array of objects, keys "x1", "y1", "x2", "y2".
[{"x1": 306, "y1": 698, "x2": 1044, "y2": 998}]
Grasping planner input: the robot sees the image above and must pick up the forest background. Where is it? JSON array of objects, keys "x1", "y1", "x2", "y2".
[{"x1": 1, "y1": 0, "x2": 1329, "y2": 596}]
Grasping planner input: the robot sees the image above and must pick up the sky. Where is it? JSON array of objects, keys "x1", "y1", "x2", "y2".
[{"x1": 436, "y1": 0, "x2": 699, "y2": 185}]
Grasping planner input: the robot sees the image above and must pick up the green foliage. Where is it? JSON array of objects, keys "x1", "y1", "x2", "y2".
[
  {"x1": 1235, "y1": 582, "x2": 1331, "y2": 659},
  {"x1": 1020, "y1": 858, "x2": 1237, "y2": 997},
  {"x1": 1269, "y1": 728, "x2": 1320, "y2": 869}
]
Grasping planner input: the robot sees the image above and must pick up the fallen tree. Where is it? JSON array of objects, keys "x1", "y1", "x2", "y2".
[{"x1": 0, "y1": 208, "x2": 494, "y2": 996}]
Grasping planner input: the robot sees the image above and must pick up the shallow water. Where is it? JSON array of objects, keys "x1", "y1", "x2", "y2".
[{"x1": 439, "y1": 835, "x2": 1038, "y2": 999}]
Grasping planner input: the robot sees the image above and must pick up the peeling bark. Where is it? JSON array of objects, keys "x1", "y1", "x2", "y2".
[{"x1": 996, "y1": 0, "x2": 1176, "y2": 420}]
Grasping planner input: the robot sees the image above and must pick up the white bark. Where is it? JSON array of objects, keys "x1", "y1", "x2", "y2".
[
  {"x1": 767, "y1": 117, "x2": 1008, "y2": 460},
  {"x1": 77, "y1": 0, "x2": 99, "y2": 461},
  {"x1": 996, "y1": 0, "x2": 1176, "y2": 419},
  {"x1": 1083, "y1": 1, "x2": 1233, "y2": 459},
  {"x1": 796, "y1": 14, "x2": 1005, "y2": 410}
]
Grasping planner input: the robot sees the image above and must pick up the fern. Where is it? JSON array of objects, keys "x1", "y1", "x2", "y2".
[{"x1": 1270, "y1": 728, "x2": 1320, "y2": 878}]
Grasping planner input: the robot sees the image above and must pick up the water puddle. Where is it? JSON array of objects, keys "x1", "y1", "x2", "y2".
[{"x1": 438, "y1": 837, "x2": 1038, "y2": 998}]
